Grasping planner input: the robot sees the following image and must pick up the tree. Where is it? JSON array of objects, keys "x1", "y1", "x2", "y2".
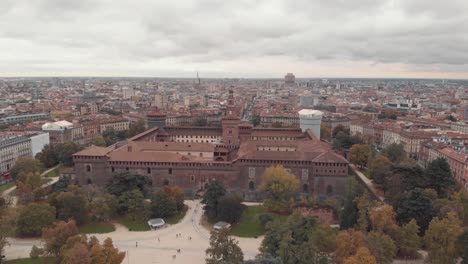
[
  {"x1": 365, "y1": 232, "x2": 396, "y2": 264},
  {"x1": 258, "y1": 165, "x2": 299, "y2": 213},
  {"x1": 106, "y1": 172, "x2": 151, "y2": 197},
  {"x1": 92, "y1": 136, "x2": 107, "y2": 147},
  {"x1": 127, "y1": 118, "x2": 146, "y2": 137},
  {"x1": 163, "y1": 186, "x2": 185, "y2": 212},
  {"x1": 194, "y1": 117, "x2": 208, "y2": 126},
  {"x1": 95, "y1": 237, "x2": 126, "y2": 264},
  {"x1": 243, "y1": 253, "x2": 282, "y2": 264},
  {"x1": 261, "y1": 213, "x2": 336, "y2": 264},
  {"x1": 424, "y1": 212, "x2": 463, "y2": 264},
  {"x1": 89, "y1": 194, "x2": 117, "y2": 222},
  {"x1": 367, "y1": 204, "x2": 397, "y2": 234},
  {"x1": 369, "y1": 156, "x2": 392, "y2": 185},
  {"x1": 202, "y1": 180, "x2": 226, "y2": 220},
  {"x1": 102, "y1": 128, "x2": 117, "y2": 146},
  {"x1": 42, "y1": 220, "x2": 79, "y2": 257},
  {"x1": 252, "y1": 116, "x2": 261, "y2": 127},
  {"x1": 217, "y1": 194, "x2": 244, "y2": 224},
  {"x1": 397, "y1": 219, "x2": 421, "y2": 258},
  {"x1": 332, "y1": 125, "x2": 349, "y2": 138},
  {"x1": 333, "y1": 131, "x2": 362, "y2": 150},
  {"x1": 340, "y1": 178, "x2": 364, "y2": 229},
  {"x1": 344, "y1": 247, "x2": 376, "y2": 264},
  {"x1": 30, "y1": 245, "x2": 44, "y2": 259},
  {"x1": 425, "y1": 158, "x2": 457, "y2": 198},
  {"x1": 206, "y1": 229, "x2": 244, "y2": 264},
  {"x1": 119, "y1": 189, "x2": 145, "y2": 221},
  {"x1": 385, "y1": 165, "x2": 428, "y2": 203},
  {"x1": 49, "y1": 191, "x2": 88, "y2": 225},
  {"x1": 334, "y1": 229, "x2": 366, "y2": 264},
  {"x1": 457, "y1": 230, "x2": 468, "y2": 264},
  {"x1": 382, "y1": 143, "x2": 405, "y2": 163},
  {"x1": 320, "y1": 124, "x2": 331, "y2": 141},
  {"x1": 16, "y1": 171, "x2": 43, "y2": 204},
  {"x1": 356, "y1": 193, "x2": 375, "y2": 232},
  {"x1": 60, "y1": 235, "x2": 125, "y2": 264},
  {"x1": 395, "y1": 188, "x2": 435, "y2": 234},
  {"x1": 16, "y1": 203, "x2": 56, "y2": 237},
  {"x1": 62, "y1": 243, "x2": 91, "y2": 264},
  {"x1": 9, "y1": 157, "x2": 42, "y2": 180},
  {"x1": 36, "y1": 142, "x2": 82, "y2": 167},
  {"x1": 349, "y1": 144, "x2": 371, "y2": 168},
  {"x1": 151, "y1": 189, "x2": 177, "y2": 218}
]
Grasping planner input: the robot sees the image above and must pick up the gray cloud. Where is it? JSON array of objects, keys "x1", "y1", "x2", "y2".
[{"x1": 0, "y1": 0, "x2": 467, "y2": 78}]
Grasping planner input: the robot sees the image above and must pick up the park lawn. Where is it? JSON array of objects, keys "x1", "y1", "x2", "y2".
[
  {"x1": 165, "y1": 205, "x2": 189, "y2": 225},
  {"x1": 4, "y1": 257, "x2": 56, "y2": 264},
  {"x1": 231, "y1": 205, "x2": 287, "y2": 238},
  {"x1": 46, "y1": 166, "x2": 71, "y2": 177},
  {"x1": 0, "y1": 182, "x2": 15, "y2": 193},
  {"x1": 118, "y1": 216, "x2": 150, "y2": 231},
  {"x1": 79, "y1": 222, "x2": 115, "y2": 234}
]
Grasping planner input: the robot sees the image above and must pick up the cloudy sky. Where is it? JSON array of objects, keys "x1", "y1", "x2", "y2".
[{"x1": 1, "y1": 0, "x2": 468, "y2": 78}]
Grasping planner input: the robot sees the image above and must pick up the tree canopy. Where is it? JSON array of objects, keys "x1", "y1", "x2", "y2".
[
  {"x1": 106, "y1": 172, "x2": 151, "y2": 197},
  {"x1": 349, "y1": 144, "x2": 371, "y2": 168},
  {"x1": 202, "y1": 180, "x2": 227, "y2": 220},
  {"x1": 425, "y1": 158, "x2": 456, "y2": 198},
  {"x1": 16, "y1": 203, "x2": 56, "y2": 237},
  {"x1": 206, "y1": 229, "x2": 244, "y2": 264}
]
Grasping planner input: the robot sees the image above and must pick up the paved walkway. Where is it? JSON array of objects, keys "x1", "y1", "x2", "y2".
[
  {"x1": 5, "y1": 200, "x2": 262, "y2": 263},
  {"x1": 349, "y1": 164, "x2": 384, "y2": 202}
]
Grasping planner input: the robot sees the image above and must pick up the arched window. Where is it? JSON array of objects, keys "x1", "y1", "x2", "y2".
[
  {"x1": 303, "y1": 184, "x2": 308, "y2": 193},
  {"x1": 111, "y1": 167, "x2": 115, "y2": 173},
  {"x1": 87, "y1": 178, "x2": 92, "y2": 185},
  {"x1": 147, "y1": 167, "x2": 151, "y2": 174},
  {"x1": 163, "y1": 179, "x2": 169, "y2": 186},
  {"x1": 86, "y1": 165, "x2": 91, "y2": 172},
  {"x1": 249, "y1": 181, "x2": 255, "y2": 190},
  {"x1": 326, "y1": 185, "x2": 333, "y2": 196}
]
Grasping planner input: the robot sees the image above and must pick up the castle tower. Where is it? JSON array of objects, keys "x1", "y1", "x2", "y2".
[{"x1": 222, "y1": 89, "x2": 240, "y2": 146}]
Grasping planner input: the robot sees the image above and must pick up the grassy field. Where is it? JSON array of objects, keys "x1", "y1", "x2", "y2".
[
  {"x1": 165, "y1": 205, "x2": 188, "y2": 224},
  {"x1": 5, "y1": 257, "x2": 56, "y2": 264},
  {"x1": 231, "y1": 205, "x2": 287, "y2": 238},
  {"x1": 0, "y1": 182, "x2": 15, "y2": 193},
  {"x1": 46, "y1": 166, "x2": 71, "y2": 177},
  {"x1": 79, "y1": 222, "x2": 115, "y2": 234},
  {"x1": 118, "y1": 216, "x2": 151, "y2": 231}
]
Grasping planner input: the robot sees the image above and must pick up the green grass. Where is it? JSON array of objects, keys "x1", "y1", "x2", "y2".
[
  {"x1": 118, "y1": 216, "x2": 150, "y2": 231},
  {"x1": 165, "y1": 205, "x2": 189, "y2": 225},
  {"x1": 79, "y1": 222, "x2": 115, "y2": 234},
  {"x1": 4, "y1": 257, "x2": 56, "y2": 264},
  {"x1": 0, "y1": 182, "x2": 15, "y2": 193},
  {"x1": 46, "y1": 166, "x2": 71, "y2": 177},
  {"x1": 231, "y1": 205, "x2": 288, "y2": 238}
]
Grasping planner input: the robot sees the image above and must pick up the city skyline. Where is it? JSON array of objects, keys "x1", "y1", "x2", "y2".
[{"x1": 1, "y1": 0, "x2": 468, "y2": 79}]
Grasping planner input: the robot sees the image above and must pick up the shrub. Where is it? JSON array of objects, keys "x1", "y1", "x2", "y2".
[{"x1": 259, "y1": 214, "x2": 273, "y2": 227}]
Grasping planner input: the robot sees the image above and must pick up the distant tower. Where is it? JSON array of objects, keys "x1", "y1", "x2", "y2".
[
  {"x1": 284, "y1": 73, "x2": 296, "y2": 85},
  {"x1": 298, "y1": 109, "x2": 323, "y2": 138},
  {"x1": 197, "y1": 71, "x2": 201, "y2": 85}
]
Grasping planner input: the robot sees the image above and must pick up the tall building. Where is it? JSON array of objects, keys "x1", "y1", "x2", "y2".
[
  {"x1": 0, "y1": 132, "x2": 49, "y2": 174},
  {"x1": 284, "y1": 73, "x2": 296, "y2": 85},
  {"x1": 123, "y1": 87, "x2": 135, "y2": 99}
]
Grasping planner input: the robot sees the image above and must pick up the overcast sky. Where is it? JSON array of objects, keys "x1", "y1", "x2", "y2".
[{"x1": 1, "y1": 0, "x2": 468, "y2": 79}]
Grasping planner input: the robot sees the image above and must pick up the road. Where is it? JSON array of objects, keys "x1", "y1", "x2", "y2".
[{"x1": 5, "y1": 200, "x2": 262, "y2": 263}]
